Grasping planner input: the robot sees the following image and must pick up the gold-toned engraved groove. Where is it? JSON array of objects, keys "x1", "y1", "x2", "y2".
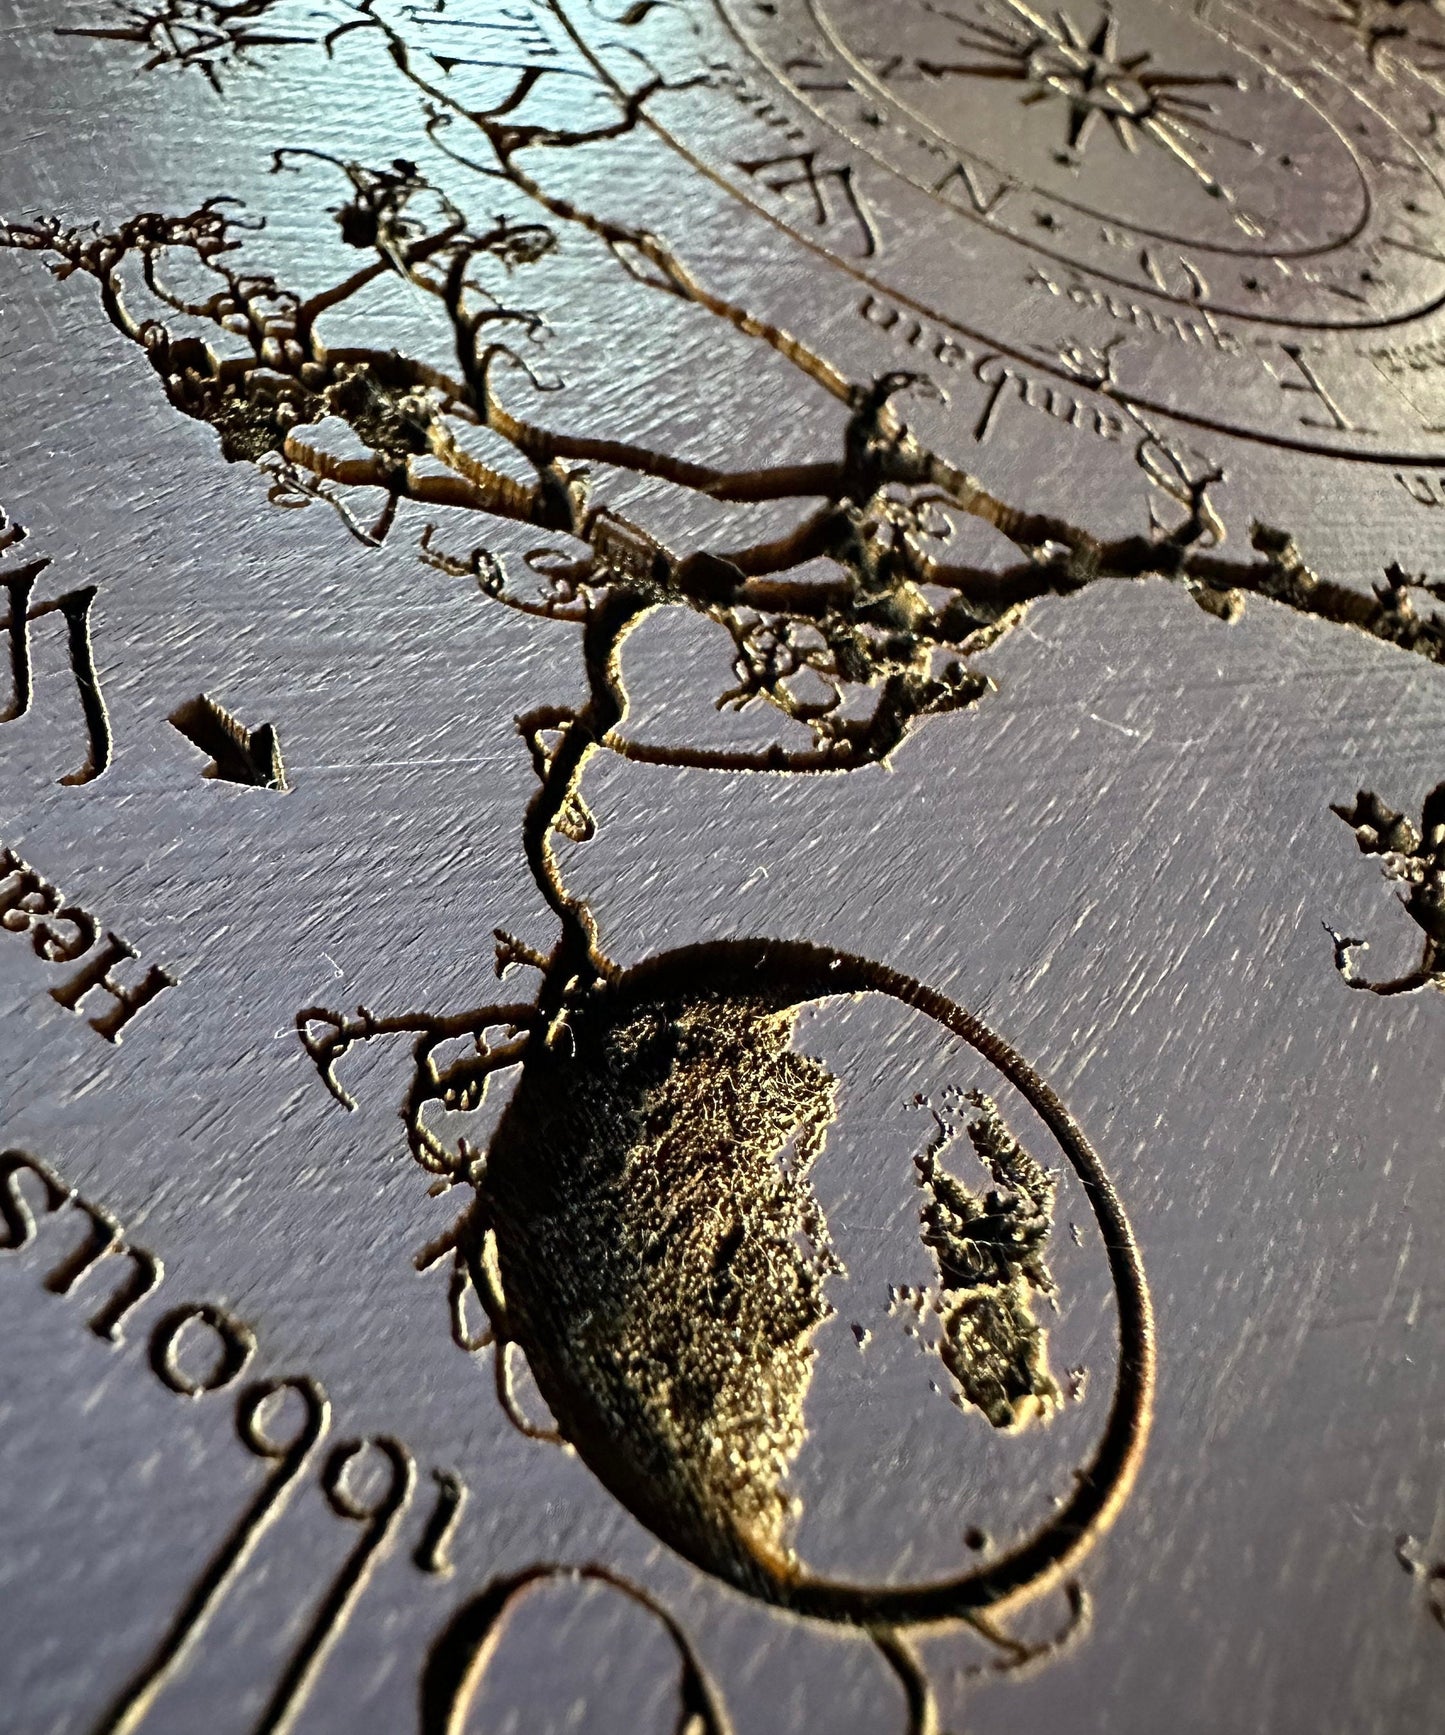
[{"x1": 94, "y1": 1377, "x2": 330, "y2": 1735}]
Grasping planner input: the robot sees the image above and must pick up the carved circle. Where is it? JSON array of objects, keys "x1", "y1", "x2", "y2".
[
  {"x1": 420, "y1": 1564, "x2": 729, "y2": 1735},
  {"x1": 478, "y1": 937, "x2": 1153, "y2": 1628}
]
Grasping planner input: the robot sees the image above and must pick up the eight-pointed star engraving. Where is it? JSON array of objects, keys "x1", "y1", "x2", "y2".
[{"x1": 919, "y1": 0, "x2": 1248, "y2": 190}]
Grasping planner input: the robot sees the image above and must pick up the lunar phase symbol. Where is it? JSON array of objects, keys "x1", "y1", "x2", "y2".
[
  {"x1": 302, "y1": 939, "x2": 1154, "y2": 1644},
  {"x1": 921, "y1": 0, "x2": 1248, "y2": 184}
]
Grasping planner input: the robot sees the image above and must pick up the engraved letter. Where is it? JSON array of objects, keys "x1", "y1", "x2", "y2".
[
  {"x1": 50, "y1": 931, "x2": 177, "y2": 1041},
  {"x1": 0, "y1": 850, "x2": 97, "y2": 960},
  {"x1": 42, "y1": 1199, "x2": 164, "y2": 1344},
  {"x1": 41, "y1": 1196, "x2": 121, "y2": 1295},
  {"x1": 1398, "y1": 470, "x2": 1443, "y2": 507},
  {"x1": 83, "y1": 1244, "x2": 164, "y2": 1344},
  {"x1": 932, "y1": 159, "x2": 1012, "y2": 218},
  {"x1": 973, "y1": 354, "x2": 1023, "y2": 444},
  {"x1": 735, "y1": 151, "x2": 879, "y2": 257},
  {"x1": 0, "y1": 1149, "x2": 68, "y2": 1250},
  {"x1": 1, "y1": 560, "x2": 43, "y2": 720},
  {"x1": 31, "y1": 902, "x2": 99, "y2": 963},
  {"x1": 255, "y1": 1438, "x2": 414, "y2": 1733},
  {"x1": 149, "y1": 1302, "x2": 257, "y2": 1397},
  {"x1": 1262, "y1": 344, "x2": 1371, "y2": 434},
  {"x1": 0, "y1": 858, "x2": 60, "y2": 932},
  {"x1": 96, "y1": 1376, "x2": 330, "y2": 1735},
  {"x1": 413, "y1": 1469, "x2": 468, "y2": 1576}
]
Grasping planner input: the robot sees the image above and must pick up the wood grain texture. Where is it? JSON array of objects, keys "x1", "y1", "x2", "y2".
[{"x1": 2, "y1": 3, "x2": 1444, "y2": 1731}]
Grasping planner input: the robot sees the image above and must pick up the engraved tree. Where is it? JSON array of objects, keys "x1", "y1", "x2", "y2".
[{"x1": 9, "y1": 1, "x2": 1445, "y2": 1727}]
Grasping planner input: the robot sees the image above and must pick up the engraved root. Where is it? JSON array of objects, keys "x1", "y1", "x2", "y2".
[
  {"x1": 1329, "y1": 780, "x2": 1445, "y2": 998},
  {"x1": 295, "y1": 1001, "x2": 535, "y2": 1175}
]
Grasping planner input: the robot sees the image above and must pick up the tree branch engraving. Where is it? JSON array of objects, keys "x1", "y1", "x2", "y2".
[{"x1": 10, "y1": 4, "x2": 1441, "y2": 1727}]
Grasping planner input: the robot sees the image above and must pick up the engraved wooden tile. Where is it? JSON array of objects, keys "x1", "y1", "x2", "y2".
[{"x1": 2, "y1": 3, "x2": 1445, "y2": 1731}]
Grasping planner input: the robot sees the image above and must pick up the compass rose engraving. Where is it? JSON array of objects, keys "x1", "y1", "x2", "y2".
[{"x1": 921, "y1": 1, "x2": 1248, "y2": 190}]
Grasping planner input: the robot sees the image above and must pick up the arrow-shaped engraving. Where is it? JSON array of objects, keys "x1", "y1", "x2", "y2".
[{"x1": 169, "y1": 693, "x2": 287, "y2": 790}]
